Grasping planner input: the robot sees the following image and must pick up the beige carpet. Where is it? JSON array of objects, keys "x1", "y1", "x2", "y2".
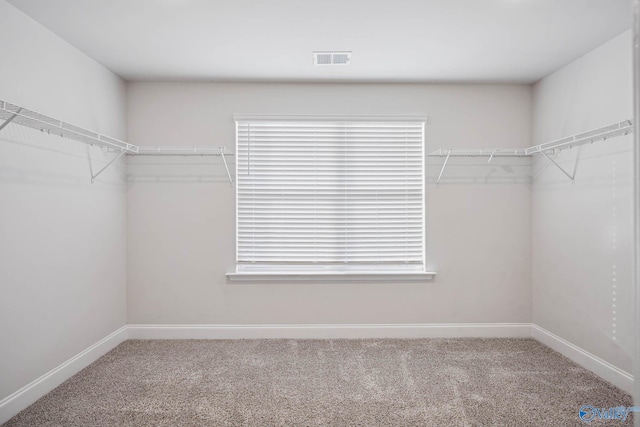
[{"x1": 4, "y1": 338, "x2": 632, "y2": 426}]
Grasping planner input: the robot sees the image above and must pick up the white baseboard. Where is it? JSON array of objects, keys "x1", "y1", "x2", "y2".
[
  {"x1": 127, "y1": 323, "x2": 636, "y2": 394},
  {"x1": 0, "y1": 326, "x2": 128, "y2": 425},
  {"x1": 126, "y1": 323, "x2": 533, "y2": 340},
  {"x1": 1, "y1": 322, "x2": 633, "y2": 424},
  {"x1": 531, "y1": 324, "x2": 634, "y2": 394}
]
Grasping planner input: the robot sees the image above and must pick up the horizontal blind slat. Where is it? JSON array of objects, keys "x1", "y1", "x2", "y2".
[{"x1": 236, "y1": 119, "x2": 424, "y2": 265}]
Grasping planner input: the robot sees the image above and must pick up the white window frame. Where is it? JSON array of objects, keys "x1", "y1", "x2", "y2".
[{"x1": 227, "y1": 115, "x2": 436, "y2": 282}]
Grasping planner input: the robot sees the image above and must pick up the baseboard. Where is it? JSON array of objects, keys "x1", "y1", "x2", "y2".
[
  {"x1": 531, "y1": 324, "x2": 634, "y2": 394},
  {"x1": 127, "y1": 323, "x2": 635, "y2": 394},
  {"x1": 1, "y1": 322, "x2": 632, "y2": 424},
  {"x1": 126, "y1": 323, "x2": 533, "y2": 340},
  {"x1": 0, "y1": 326, "x2": 128, "y2": 425}
]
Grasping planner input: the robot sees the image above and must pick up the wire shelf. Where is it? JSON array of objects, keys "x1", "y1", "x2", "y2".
[
  {"x1": 429, "y1": 148, "x2": 528, "y2": 158},
  {"x1": 130, "y1": 146, "x2": 234, "y2": 156},
  {"x1": 429, "y1": 119, "x2": 634, "y2": 185},
  {"x1": 0, "y1": 99, "x2": 138, "y2": 153},
  {"x1": 526, "y1": 120, "x2": 633, "y2": 155},
  {"x1": 125, "y1": 146, "x2": 235, "y2": 184},
  {"x1": 428, "y1": 120, "x2": 634, "y2": 159}
]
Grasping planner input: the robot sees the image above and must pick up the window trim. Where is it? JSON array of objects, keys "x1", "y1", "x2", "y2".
[
  {"x1": 230, "y1": 115, "x2": 434, "y2": 282},
  {"x1": 226, "y1": 270, "x2": 437, "y2": 282}
]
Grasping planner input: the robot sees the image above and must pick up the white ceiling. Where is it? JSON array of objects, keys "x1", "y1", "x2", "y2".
[{"x1": 8, "y1": 0, "x2": 633, "y2": 83}]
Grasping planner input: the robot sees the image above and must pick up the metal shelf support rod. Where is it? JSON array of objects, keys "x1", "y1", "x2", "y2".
[
  {"x1": 436, "y1": 149, "x2": 452, "y2": 186},
  {"x1": 220, "y1": 147, "x2": 233, "y2": 185},
  {"x1": 0, "y1": 108, "x2": 22, "y2": 133},
  {"x1": 90, "y1": 150, "x2": 126, "y2": 183},
  {"x1": 541, "y1": 151, "x2": 575, "y2": 183}
]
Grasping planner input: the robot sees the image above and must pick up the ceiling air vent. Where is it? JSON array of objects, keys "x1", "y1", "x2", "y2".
[{"x1": 313, "y1": 51, "x2": 352, "y2": 65}]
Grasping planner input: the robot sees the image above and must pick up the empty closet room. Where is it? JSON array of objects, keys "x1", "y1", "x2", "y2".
[{"x1": 1, "y1": 0, "x2": 639, "y2": 425}]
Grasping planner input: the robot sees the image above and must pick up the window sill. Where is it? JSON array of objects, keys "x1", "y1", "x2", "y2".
[{"x1": 226, "y1": 271, "x2": 436, "y2": 283}]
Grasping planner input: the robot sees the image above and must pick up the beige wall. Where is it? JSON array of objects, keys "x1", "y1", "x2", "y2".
[
  {"x1": 532, "y1": 31, "x2": 633, "y2": 373},
  {"x1": 0, "y1": 0, "x2": 634, "y2": 408},
  {"x1": 0, "y1": 2, "x2": 127, "y2": 401},
  {"x1": 126, "y1": 82, "x2": 532, "y2": 325}
]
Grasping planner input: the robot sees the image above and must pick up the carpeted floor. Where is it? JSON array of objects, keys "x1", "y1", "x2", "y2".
[{"x1": 4, "y1": 338, "x2": 632, "y2": 426}]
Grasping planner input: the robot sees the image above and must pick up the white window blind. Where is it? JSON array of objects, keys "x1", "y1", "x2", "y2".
[{"x1": 235, "y1": 117, "x2": 425, "y2": 271}]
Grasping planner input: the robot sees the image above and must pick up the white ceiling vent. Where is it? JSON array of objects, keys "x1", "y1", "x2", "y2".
[{"x1": 313, "y1": 51, "x2": 352, "y2": 65}]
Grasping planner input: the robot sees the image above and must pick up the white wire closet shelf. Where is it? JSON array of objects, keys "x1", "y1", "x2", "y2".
[
  {"x1": 0, "y1": 99, "x2": 235, "y2": 184},
  {"x1": 429, "y1": 148, "x2": 529, "y2": 158},
  {"x1": 0, "y1": 100, "x2": 138, "y2": 153},
  {"x1": 125, "y1": 146, "x2": 235, "y2": 184},
  {"x1": 0, "y1": 98, "x2": 141, "y2": 183},
  {"x1": 130, "y1": 146, "x2": 234, "y2": 156},
  {"x1": 429, "y1": 119, "x2": 634, "y2": 185}
]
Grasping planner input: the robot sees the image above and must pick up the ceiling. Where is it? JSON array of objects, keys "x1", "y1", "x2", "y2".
[{"x1": 7, "y1": 0, "x2": 633, "y2": 83}]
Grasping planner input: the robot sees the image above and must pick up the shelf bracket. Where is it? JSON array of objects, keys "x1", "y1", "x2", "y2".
[
  {"x1": 541, "y1": 151, "x2": 575, "y2": 183},
  {"x1": 488, "y1": 150, "x2": 496, "y2": 163},
  {"x1": 90, "y1": 149, "x2": 126, "y2": 183},
  {"x1": 220, "y1": 147, "x2": 233, "y2": 185},
  {"x1": 436, "y1": 149, "x2": 452, "y2": 187},
  {"x1": 0, "y1": 108, "x2": 23, "y2": 133}
]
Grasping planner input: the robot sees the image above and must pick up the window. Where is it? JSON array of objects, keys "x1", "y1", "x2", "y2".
[{"x1": 229, "y1": 116, "x2": 433, "y2": 281}]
